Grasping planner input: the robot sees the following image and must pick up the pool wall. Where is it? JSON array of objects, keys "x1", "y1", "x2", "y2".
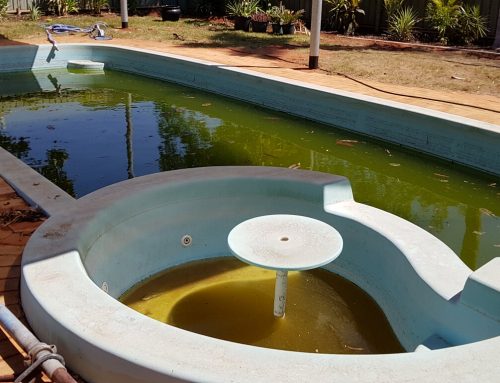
[
  {"x1": 0, "y1": 44, "x2": 499, "y2": 177},
  {"x1": 20, "y1": 167, "x2": 500, "y2": 383}
]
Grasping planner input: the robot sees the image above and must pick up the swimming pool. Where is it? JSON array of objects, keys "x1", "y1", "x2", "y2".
[{"x1": 0, "y1": 68, "x2": 498, "y2": 269}]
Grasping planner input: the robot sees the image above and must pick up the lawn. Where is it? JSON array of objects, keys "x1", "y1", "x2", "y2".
[{"x1": 0, "y1": 12, "x2": 499, "y2": 97}]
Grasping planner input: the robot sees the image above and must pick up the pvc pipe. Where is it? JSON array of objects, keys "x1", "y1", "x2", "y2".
[
  {"x1": 0, "y1": 305, "x2": 76, "y2": 383},
  {"x1": 309, "y1": 0, "x2": 323, "y2": 69},
  {"x1": 274, "y1": 270, "x2": 288, "y2": 317},
  {"x1": 120, "y1": 0, "x2": 129, "y2": 29}
]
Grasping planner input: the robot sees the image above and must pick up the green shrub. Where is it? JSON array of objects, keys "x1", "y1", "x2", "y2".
[
  {"x1": 325, "y1": 0, "x2": 365, "y2": 35},
  {"x1": 384, "y1": 0, "x2": 403, "y2": 20},
  {"x1": 387, "y1": 6, "x2": 419, "y2": 41},
  {"x1": 0, "y1": 0, "x2": 8, "y2": 19},
  {"x1": 457, "y1": 4, "x2": 488, "y2": 45},
  {"x1": 28, "y1": 3, "x2": 42, "y2": 20},
  {"x1": 426, "y1": 0, "x2": 487, "y2": 45}
]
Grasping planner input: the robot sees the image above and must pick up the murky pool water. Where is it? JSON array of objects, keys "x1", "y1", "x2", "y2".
[{"x1": 0, "y1": 69, "x2": 498, "y2": 269}]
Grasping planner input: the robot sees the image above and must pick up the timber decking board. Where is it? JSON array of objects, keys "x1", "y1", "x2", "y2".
[{"x1": 0, "y1": 177, "x2": 49, "y2": 382}]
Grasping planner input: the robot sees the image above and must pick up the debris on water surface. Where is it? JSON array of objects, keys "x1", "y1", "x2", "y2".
[
  {"x1": 433, "y1": 173, "x2": 449, "y2": 178},
  {"x1": 479, "y1": 208, "x2": 495, "y2": 217},
  {"x1": 389, "y1": 163, "x2": 400, "y2": 167},
  {"x1": 141, "y1": 293, "x2": 161, "y2": 301},
  {"x1": 336, "y1": 139, "x2": 358, "y2": 147}
]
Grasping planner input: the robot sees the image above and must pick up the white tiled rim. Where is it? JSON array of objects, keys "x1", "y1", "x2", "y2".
[{"x1": 0, "y1": 44, "x2": 498, "y2": 382}]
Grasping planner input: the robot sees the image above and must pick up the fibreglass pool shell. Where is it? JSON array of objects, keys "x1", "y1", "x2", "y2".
[
  {"x1": 21, "y1": 167, "x2": 500, "y2": 383},
  {"x1": 0, "y1": 44, "x2": 499, "y2": 177}
]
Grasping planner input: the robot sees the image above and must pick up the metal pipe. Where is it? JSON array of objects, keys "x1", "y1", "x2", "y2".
[
  {"x1": 309, "y1": 0, "x2": 323, "y2": 69},
  {"x1": 0, "y1": 305, "x2": 77, "y2": 383},
  {"x1": 120, "y1": 0, "x2": 129, "y2": 29}
]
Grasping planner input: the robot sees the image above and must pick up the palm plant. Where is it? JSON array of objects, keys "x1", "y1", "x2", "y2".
[
  {"x1": 458, "y1": 4, "x2": 488, "y2": 45},
  {"x1": 426, "y1": 0, "x2": 488, "y2": 45},
  {"x1": 426, "y1": 0, "x2": 461, "y2": 44},
  {"x1": 387, "y1": 6, "x2": 419, "y2": 41}
]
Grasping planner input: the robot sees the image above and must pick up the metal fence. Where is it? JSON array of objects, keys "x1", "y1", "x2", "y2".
[{"x1": 7, "y1": 0, "x2": 499, "y2": 39}]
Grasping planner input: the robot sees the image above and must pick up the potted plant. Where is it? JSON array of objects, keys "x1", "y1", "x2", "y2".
[
  {"x1": 267, "y1": 4, "x2": 284, "y2": 34},
  {"x1": 251, "y1": 11, "x2": 270, "y2": 33},
  {"x1": 226, "y1": 0, "x2": 260, "y2": 31},
  {"x1": 280, "y1": 8, "x2": 304, "y2": 35},
  {"x1": 266, "y1": 3, "x2": 304, "y2": 35}
]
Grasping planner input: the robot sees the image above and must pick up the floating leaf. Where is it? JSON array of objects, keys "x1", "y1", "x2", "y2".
[
  {"x1": 141, "y1": 293, "x2": 160, "y2": 301},
  {"x1": 336, "y1": 140, "x2": 354, "y2": 147}
]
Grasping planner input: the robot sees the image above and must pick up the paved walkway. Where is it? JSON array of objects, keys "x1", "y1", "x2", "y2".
[
  {"x1": 0, "y1": 178, "x2": 49, "y2": 382},
  {"x1": 4, "y1": 35, "x2": 500, "y2": 125}
]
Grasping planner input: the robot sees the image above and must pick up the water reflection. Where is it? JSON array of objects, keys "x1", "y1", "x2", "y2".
[
  {"x1": 0, "y1": 70, "x2": 497, "y2": 270},
  {"x1": 38, "y1": 149, "x2": 75, "y2": 197}
]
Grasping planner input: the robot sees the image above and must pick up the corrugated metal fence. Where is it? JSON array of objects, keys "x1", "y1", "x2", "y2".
[{"x1": 7, "y1": 0, "x2": 498, "y2": 39}]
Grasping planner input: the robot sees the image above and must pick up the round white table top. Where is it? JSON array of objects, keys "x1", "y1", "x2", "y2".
[{"x1": 228, "y1": 214, "x2": 343, "y2": 271}]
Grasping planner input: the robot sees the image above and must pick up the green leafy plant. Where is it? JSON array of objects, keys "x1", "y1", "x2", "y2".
[
  {"x1": 226, "y1": 0, "x2": 260, "y2": 18},
  {"x1": 90, "y1": 0, "x2": 108, "y2": 15},
  {"x1": 65, "y1": 0, "x2": 79, "y2": 14},
  {"x1": 426, "y1": 0, "x2": 461, "y2": 44},
  {"x1": 426, "y1": 0, "x2": 488, "y2": 45},
  {"x1": 28, "y1": 3, "x2": 42, "y2": 20},
  {"x1": 266, "y1": 3, "x2": 284, "y2": 24},
  {"x1": 457, "y1": 4, "x2": 488, "y2": 45},
  {"x1": 384, "y1": 0, "x2": 403, "y2": 20},
  {"x1": 0, "y1": 0, "x2": 7, "y2": 19},
  {"x1": 325, "y1": 0, "x2": 365, "y2": 35},
  {"x1": 387, "y1": 6, "x2": 419, "y2": 41},
  {"x1": 280, "y1": 8, "x2": 304, "y2": 25}
]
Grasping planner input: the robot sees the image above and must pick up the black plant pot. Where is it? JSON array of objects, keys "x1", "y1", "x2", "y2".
[
  {"x1": 251, "y1": 21, "x2": 268, "y2": 33},
  {"x1": 234, "y1": 16, "x2": 251, "y2": 31},
  {"x1": 282, "y1": 23, "x2": 296, "y2": 35},
  {"x1": 161, "y1": 5, "x2": 181, "y2": 22},
  {"x1": 271, "y1": 23, "x2": 283, "y2": 35}
]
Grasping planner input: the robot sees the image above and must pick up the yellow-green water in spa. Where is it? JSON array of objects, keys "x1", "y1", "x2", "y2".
[{"x1": 121, "y1": 258, "x2": 404, "y2": 354}]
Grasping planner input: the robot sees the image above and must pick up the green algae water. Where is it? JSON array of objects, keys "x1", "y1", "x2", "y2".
[
  {"x1": 121, "y1": 258, "x2": 404, "y2": 354},
  {"x1": 0, "y1": 69, "x2": 498, "y2": 269}
]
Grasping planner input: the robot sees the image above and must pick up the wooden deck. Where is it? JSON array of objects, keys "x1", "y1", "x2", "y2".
[{"x1": 0, "y1": 177, "x2": 49, "y2": 382}]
